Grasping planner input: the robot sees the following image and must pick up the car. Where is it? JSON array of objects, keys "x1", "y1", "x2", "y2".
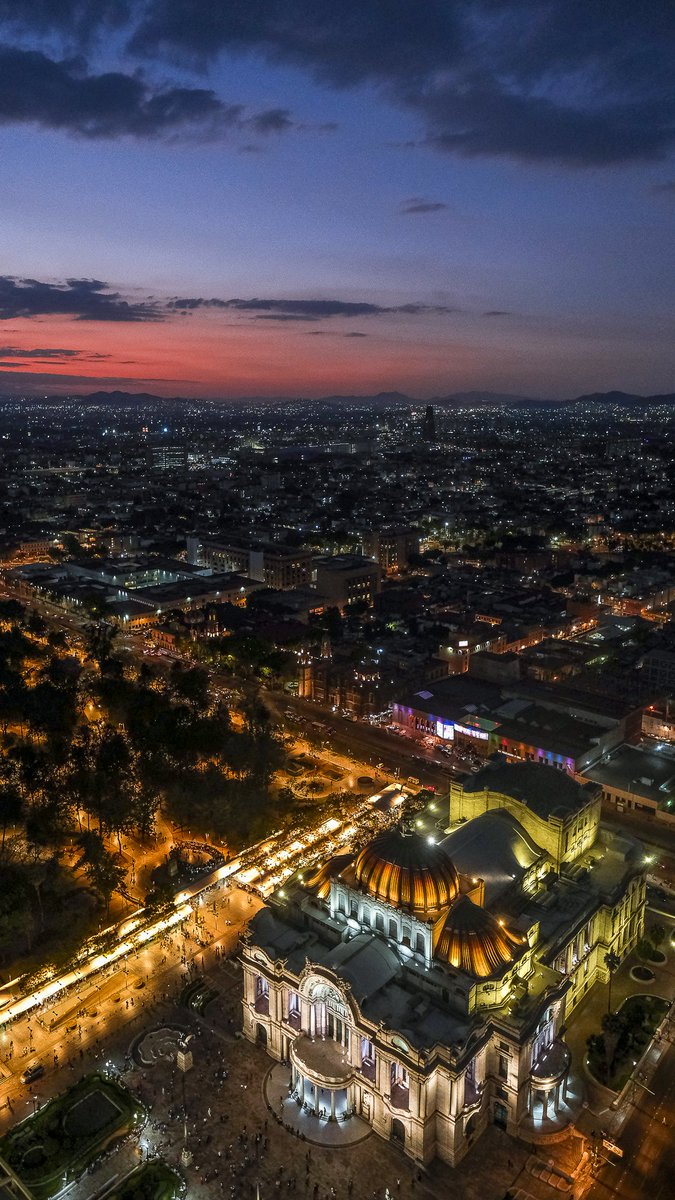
[{"x1": 21, "y1": 1064, "x2": 44, "y2": 1084}]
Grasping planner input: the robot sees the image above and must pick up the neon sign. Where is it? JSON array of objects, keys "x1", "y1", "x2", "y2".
[{"x1": 454, "y1": 722, "x2": 489, "y2": 741}]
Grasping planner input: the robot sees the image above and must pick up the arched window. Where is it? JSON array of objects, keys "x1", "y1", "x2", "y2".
[{"x1": 255, "y1": 976, "x2": 269, "y2": 1014}]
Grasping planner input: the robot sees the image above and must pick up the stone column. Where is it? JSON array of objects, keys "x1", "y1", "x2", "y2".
[
  {"x1": 541, "y1": 1089, "x2": 548, "y2": 1119},
  {"x1": 314, "y1": 1083, "x2": 320, "y2": 1115},
  {"x1": 554, "y1": 1081, "x2": 561, "y2": 1113},
  {"x1": 526, "y1": 1085, "x2": 533, "y2": 1116},
  {"x1": 299, "y1": 1074, "x2": 305, "y2": 1105},
  {"x1": 330, "y1": 1089, "x2": 336, "y2": 1121}
]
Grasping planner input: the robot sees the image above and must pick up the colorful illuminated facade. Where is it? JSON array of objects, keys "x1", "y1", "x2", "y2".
[{"x1": 241, "y1": 765, "x2": 645, "y2": 1167}]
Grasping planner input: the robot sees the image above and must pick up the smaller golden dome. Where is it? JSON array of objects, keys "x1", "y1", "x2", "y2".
[
  {"x1": 305, "y1": 853, "x2": 353, "y2": 900},
  {"x1": 354, "y1": 826, "x2": 459, "y2": 914},
  {"x1": 435, "y1": 896, "x2": 524, "y2": 978}
]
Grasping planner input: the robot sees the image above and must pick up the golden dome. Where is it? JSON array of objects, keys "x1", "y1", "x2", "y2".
[
  {"x1": 435, "y1": 896, "x2": 524, "y2": 978},
  {"x1": 354, "y1": 827, "x2": 459, "y2": 914},
  {"x1": 305, "y1": 853, "x2": 354, "y2": 900}
]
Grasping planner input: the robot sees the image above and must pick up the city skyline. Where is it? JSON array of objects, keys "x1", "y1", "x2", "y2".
[{"x1": 0, "y1": 1, "x2": 674, "y2": 398}]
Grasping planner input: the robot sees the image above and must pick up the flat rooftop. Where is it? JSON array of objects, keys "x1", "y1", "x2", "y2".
[{"x1": 582, "y1": 743, "x2": 675, "y2": 807}]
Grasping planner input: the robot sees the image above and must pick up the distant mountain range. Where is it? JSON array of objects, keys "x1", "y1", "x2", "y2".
[
  {"x1": 4, "y1": 387, "x2": 675, "y2": 408},
  {"x1": 429, "y1": 389, "x2": 675, "y2": 407}
]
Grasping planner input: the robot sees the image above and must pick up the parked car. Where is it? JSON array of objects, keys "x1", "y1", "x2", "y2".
[{"x1": 21, "y1": 1064, "x2": 45, "y2": 1084}]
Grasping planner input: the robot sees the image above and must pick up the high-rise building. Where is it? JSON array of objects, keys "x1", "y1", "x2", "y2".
[
  {"x1": 149, "y1": 443, "x2": 188, "y2": 473},
  {"x1": 362, "y1": 527, "x2": 420, "y2": 573},
  {"x1": 312, "y1": 554, "x2": 381, "y2": 610},
  {"x1": 421, "y1": 404, "x2": 436, "y2": 441}
]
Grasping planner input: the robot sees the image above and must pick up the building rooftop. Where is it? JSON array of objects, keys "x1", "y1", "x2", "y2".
[
  {"x1": 441, "y1": 810, "x2": 543, "y2": 904},
  {"x1": 582, "y1": 743, "x2": 675, "y2": 808},
  {"x1": 463, "y1": 761, "x2": 596, "y2": 820}
]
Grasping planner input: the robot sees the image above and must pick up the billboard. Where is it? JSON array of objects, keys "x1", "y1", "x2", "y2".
[{"x1": 436, "y1": 720, "x2": 455, "y2": 740}]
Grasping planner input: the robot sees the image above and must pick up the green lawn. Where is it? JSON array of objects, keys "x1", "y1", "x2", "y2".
[
  {"x1": 110, "y1": 1162, "x2": 182, "y2": 1200},
  {"x1": 0, "y1": 1074, "x2": 142, "y2": 1199}
]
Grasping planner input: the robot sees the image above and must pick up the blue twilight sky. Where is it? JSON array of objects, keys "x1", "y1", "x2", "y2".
[{"x1": 0, "y1": 0, "x2": 673, "y2": 398}]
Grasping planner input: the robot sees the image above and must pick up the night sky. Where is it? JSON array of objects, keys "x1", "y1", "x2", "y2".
[{"x1": 0, "y1": 1, "x2": 673, "y2": 399}]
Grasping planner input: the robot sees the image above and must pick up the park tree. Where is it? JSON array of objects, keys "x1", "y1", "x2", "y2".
[
  {"x1": 27, "y1": 679, "x2": 78, "y2": 745},
  {"x1": 26, "y1": 610, "x2": 47, "y2": 637},
  {"x1": 94, "y1": 729, "x2": 137, "y2": 849},
  {"x1": 0, "y1": 599, "x2": 25, "y2": 624},
  {"x1": 47, "y1": 628, "x2": 68, "y2": 651},
  {"x1": 0, "y1": 667, "x2": 28, "y2": 735},
  {"x1": 0, "y1": 866, "x2": 34, "y2": 957},
  {"x1": 169, "y1": 663, "x2": 211, "y2": 711},
  {"x1": 604, "y1": 948, "x2": 620, "y2": 1013},
  {"x1": 0, "y1": 785, "x2": 23, "y2": 859},
  {"x1": 75, "y1": 830, "x2": 126, "y2": 915},
  {"x1": 649, "y1": 924, "x2": 666, "y2": 950},
  {"x1": 241, "y1": 689, "x2": 271, "y2": 739},
  {"x1": 601, "y1": 1011, "x2": 625, "y2": 1080},
  {"x1": 24, "y1": 796, "x2": 71, "y2": 850},
  {"x1": 637, "y1": 936, "x2": 655, "y2": 961},
  {"x1": 84, "y1": 618, "x2": 118, "y2": 673},
  {"x1": 133, "y1": 776, "x2": 160, "y2": 841}
]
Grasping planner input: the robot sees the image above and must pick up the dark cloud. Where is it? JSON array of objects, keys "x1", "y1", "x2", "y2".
[
  {"x1": 247, "y1": 107, "x2": 293, "y2": 134},
  {"x1": 420, "y1": 87, "x2": 669, "y2": 166},
  {"x1": 0, "y1": 346, "x2": 80, "y2": 357},
  {"x1": 0, "y1": 44, "x2": 241, "y2": 140},
  {"x1": 306, "y1": 329, "x2": 368, "y2": 337},
  {"x1": 0, "y1": 1, "x2": 128, "y2": 44},
  {"x1": 0, "y1": 347, "x2": 113, "y2": 365},
  {"x1": 124, "y1": 0, "x2": 674, "y2": 166},
  {"x1": 400, "y1": 198, "x2": 447, "y2": 214},
  {"x1": 0, "y1": 276, "x2": 162, "y2": 321},
  {"x1": 298, "y1": 121, "x2": 338, "y2": 134},
  {"x1": 1, "y1": 279, "x2": 459, "y2": 326},
  {"x1": 2, "y1": 2, "x2": 670, "y2": 163},
  {"x1": 651, "y1": 180, "x2": 675, "y2": 195},
  {"x1": 483, "y1": 310, "x2": 511, "y2": 317},
  {"x1": 129, "y1": 1, "x2": 460, "y2": 85},
  {"x1": 0, "y1": 368, "x2": 188, "y2": 390},
  {"x1": 167, "y1": 296, "x2": 456, "y2": 320}
]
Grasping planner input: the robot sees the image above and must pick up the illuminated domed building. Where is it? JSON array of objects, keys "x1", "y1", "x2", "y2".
[{"x1": 242, "y1": 763, "x2": 645, "y2": 1166}]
